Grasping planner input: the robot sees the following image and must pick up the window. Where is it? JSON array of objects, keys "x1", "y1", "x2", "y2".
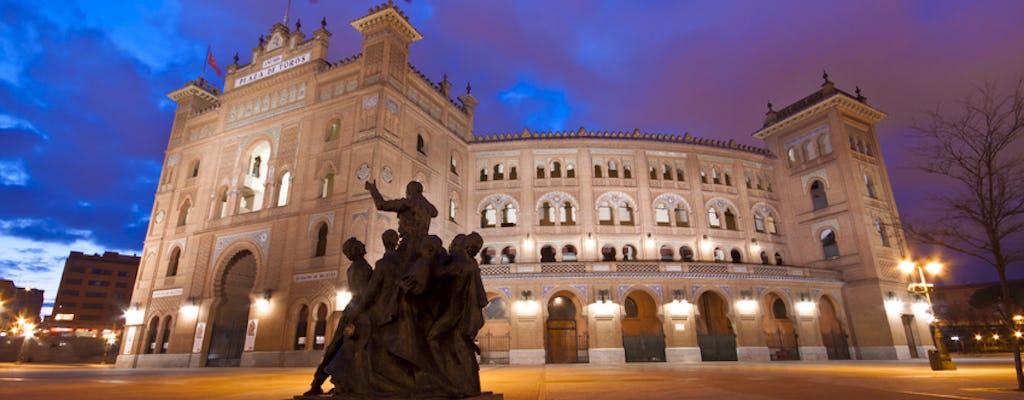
[
  {"x1": 277, "y1": 172, "x2": 291, "y2": 207},
  {"x1": 810, "y1": 180, "x2": 828, "y2": 210},
  {"x1": 754, "y1": 214, "x2": 765, "y2": 233},
  {"x1": 724, "y1": 209, "x2": 737, "y2": 230},
  {"x1": 649, "y1": 166, "x2": 658, "y2": 180},
  {"x1": 804, "y1": 140, "x2": 817, "y2": 160},
  {"x1": 250, "y1": 155, "x2": 262, "y2": 177},
  {"x1": 480, "y1": 247, "x2": 496, "y2": 265},
  {"x1": 675, "y1": 167, "x2": 685, "y2": 181},
  {"x1": 509, "y1": 166, "x2": 518, "y2": 180},
  {"x1": 166, "y1": 247, "x2": 181, "y2": 277},
  {"x1": 624, "y1": 297, "x2": 639, "y2": 318},
  {"x1": 674, "y1": 205, "x2": 689, "y2": 227},
  {"x1": 787, "y1": 147, "x2": 798, "y2": 166},
  {"x1": 481, "y1": 205, "x2": 497, "y2": 228},
  {"x1": 314, "y1": 223, "x2": 328, "y2": 257},
  {"x1": 177, "y1": 199, "x2": 191, "y2": 227},
  {"x1": 655, "y1": 204, "x2": 670, "y2": 226},
  {"x1": 450, "y1": 156, "x2": 458, "y2": 175},
  {"x1": 819, "y1": 134, "x2": 832, "y2": 155},
  {"x1": 501, "y1": 204, "x2": 517, "y2": 227},
  {"x1": 621, "y1": 245, "x2": 637, "y2": 261},
  {"x1": 623, "y1": 165, "x2": 632, "y2": 179},
  {"x1": 681, "y1": 246, "x2": 694, "y2": 261},
  {"x1": 313, "y1": 304, "x2": 328, "y2": 350},
  {"x1": 559, "y1": 202, "x2": 576, "y2": 225},
  {"x1": 416, "y1": 134, "x2": 426, "y2": 155},
  {"x1": 708, "y1": 207, "x2": 721, "y2": 228},
  {"x1": 294, "y1": 304, "x2": 309, "y2": 350},
  {"x1": 700, "y1": 170, "x2": 708, "y2": 184},
  {"x1": 566, "y1": 164, "x2": 575, "y2": 178},
  {"x1": 562, "y1": 245, "x2": 578, "y2": 261},
  {"x1": 539, "y1": 202, "x2": 554, "y2": 226},
  {"x1": 594, "y1": 164, "x2": 603, "y2": 178},
  {"x1": 660, "y1": 245, "x2": 674, "y2": 261},
  {"x1": 320, "y1": 171, "x2": 334, "y2": 198},
  {"x1": 67, "y1": 279, "x2": 82, "y2": 285},
  {"x1": 494, "y1": 164, "x2": 505, "y2": 180},
  {"x1": 608, "y1": 161, "x2": 619, "y2": 178},
  {"x1": 190, "y1": 160, "x2": 200, "y2": 178},
  {"x1": 662, "y1": 164, "x2": 672, "y2": 180},
  {"x1": 725, "y1": 173, "x2": 732, "y2": 186},
  {"x1": 712, "y1": 169, "x2": 722, "y2": 184},
  {"x1": 745, "y1": 176, "x2": 752, "y2": 189},
  {"x1": 145, "y1": 317, "x2": 159, "y2": 354},
  {"x1": 479, "y1": 168, "x2": 488, "y2": 182},
  {"x1": 730, "y1": 249, "x2": 742, "y2": 263},
  {"x1": 876, "y1": 220, "x2": 890, "y2": 247},
  {"x1": 713, "y1": 248, "x2": 726, "y2": 262},
  {"x1": 159, "y1": 316, "x2": 172, "y2": 353},
  {"x1": 864, "y1": 174, "x2": 877, "y2": 198},
  {"x1": 598, "y1": 202, "x2": 613, "y2": 225},
  {"x1": 601, "y1": 244, "x2": 616, "y2": 261},
  {"x1": 540, "y1": 245, "x2": 556, "y2": 262},
  {"x1": 326, "y1": 119, "x2": 340, "y2": 141},
  {"x1": 536, "y1": 164, "x2": 545, "y2": 179},
  {"x1": 821, "y1": 229, "x2": 839, "y2": 259},
  {"x1": 775, "y1": 252, "x2": 784, "y2": 265},
  {"x1": 87, "y1": 280, "x2": 110, "y2": 287},
  {"x1": 760, "y1": 251, "x2": 769, "y2": 265},
  {"x1": 449, "y1": 199, "x2": 457, "y2": 222},
  {"x1": 500, "y1": 246, "x2": 516, "y2": 263},
  {"x1": 618, "y1": 204, "x2": 634, "y2": 225},
  {"x1": 550, "y1": 161, "x2": 562, "y2": 178},
  {"x1": 766, "y1": 214, "x2": 778, "y2": 234}
]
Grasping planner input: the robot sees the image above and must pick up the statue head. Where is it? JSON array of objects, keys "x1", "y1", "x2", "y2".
[
  {"x1": 449, "y1": 234, "x2": 466, "y2": 253},
  {"x1": 465, "y1": 232, "x2": 484, "y2": 258},
  {"x1": 405, "y1": 181, "x2": 424, "y2": 197},
  {"x1": 342, "y1": 237, "x2": 366, "y2": 260},
  {"x1": 420, "y1": 235, "x2": 443, "y2": 257},
  {"x1": 382, "y1": 229, "x2": 399, "y2": 251}
]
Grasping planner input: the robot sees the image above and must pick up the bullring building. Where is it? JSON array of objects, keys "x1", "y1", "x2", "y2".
[{"x1": 117, "y1": 3, "x2": 930, "y2": 368}]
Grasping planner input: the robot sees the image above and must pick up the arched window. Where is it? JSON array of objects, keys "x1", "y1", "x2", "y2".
[
  {"x1": 712, "y1": 168, "x2": 721, "y2": 184},
  {"x1": 481, "y1": 205, "x2": 497, "y2": 228},
  {"x1": 480, "y1": 247, "x2": 496, "y2": 265},
  {"x1": 680, "y1": 246, "x2": 694, "y2": 261},
  {"x1": 326, "y1": 119, "x2": 340, "y2": 141},
  {"x1": 540, "y1": 245, "x2": 557, "y2": 263},
  {"x1": 787, "y1": 147, "x2": 798, "y2": 166},
  {"x1": 539, "y1": 202, "x2": 554, "y2": 226},
  {"x1": 536, "y1": 164, "x2": 545, "y2": 179},
  {"x1": 145, "y1": 317, "x2": 159, "y2": 354},
  {"x1": 450, "y1": 156, "x2": 458, "y2": 175},
  {"x1": 818, "y1": 134, "x2": 832, "y2": 155},
  {"x1": 662, "y1": 164, "x2": 672, "y2": 180},
  {"x1": 501, "y1": 204, "x2": 517, "y2": 227},
  {"x1": 724, "y1": 208, "x2": 737, "y2": 230},
  {"x1": 675, "y1": 167, "x2": 685, "y2": 181},
  {"x1": 313, "y1": 304, "x2": 328, "y2": 350},
  {"x1": 598, "y1": 202, "x2": 613, "y2": 225},
  {"x1": 623, "y1": 165, "x2": 632, "y2": 179},
  {"x1": 566, "y1": 164, "x2": 576, "y2": 178},
  {"x1": 314, "y1": 223, "x2": 329, "y2": 257},
  {"x1": 660, "y1": 245, "x2": 674, "y2": 261},
  {"x1": 190, "y1": 160, "x2": 200, "y2": 178},
  {"x1": 674, "y1": 205, "x2": 689, "y2": 227},
  {"x1": 550, "y1": 161, "x2": 562, "y2": 178},
  {"x1": 754, "y1": 214, "x2": 766, "y2": 233},
  {"x1": 277, "y1": 172, "x2": 291, "y2": 207},
  {"x1": 745, "y1": 176, "x2": 752, "y2": 189},
  {"x1": 810, "y1": 180, "x2": 828, "y2": 210},
  {"x1": 320, "y1": 171, "x2": 334, "y2": 198},
  {"x1": 416, "y1": 134, "x2": 426, "y2": 155},
  {"x1": 479, "y1": 168, "x2": 488, "y2": 182},
  {"x1": 601, "y1": 244, "x2": 616, "y2": 261},
  {"x1": 730, "y1": 249, "x2": 742, "y2": 263},
  {"x1": 216, "y1": 187, "x2": 229, "y2": 218},
  {"x1": 772, "y1": 299, "x2": 788, "y2": 319},
  {"x1": 484, "y1": 297, "x2": 507, "y2": 320},
  {"x1": 849, "y1": 136, "x2": 858, "y2": 150},
  {"x1": 294, "y1": 304, "x2": 309, "y2": 350},
  {"x1": 562, "y1": 245, "x2": 578, "y2": 261},
  {"x1": 700, "y1": 170, "x2": 708, "y2": 184},
  {"x1": 250, "y1": 155, "x2": 262, "y2": 177},
  {"x1": 756, "y1": 177, "x2": 764, "y2": 190},
  {"x1": 708, "y1": 207, "x2": 721, "y2": 228},
  {"x1": 760, "y1": 251, "x2": 769, "y2": 265},
  {"x1": 449, "y1": 199, "x2": 457, "y2": 222},
  {"x1": 713, "y1": 247, "x2": 726, "y2": 262},
  {"x1": 655, "y1": 204, "x2": 670, "y2": 226},
  {"x1": 509, "y1": 166, "x2": 518, "y2": 180},
  {"x1": 766, "y1": 213, "x2": 778, "y2": 234},
  {"x1": 618, "y1": 204, "x2": 634, "y2": 225},
  {"x1": 864, "y1": 174, "x2": 877, "y2": 198},
  {"x1": 166, "y1": 247, "x2": 181, "y2": 277},
  {"x1": 608, "y1": 161, "x2": 619, "y2": 178},
  {"x1": 821, "y1": 229, "x2": 839, "y2": 259},
  {"x1": 804, "y1": 140, "x2": 817, "y2": 160},
  {"x1": 494, "y1": 164, "x2": 504, "y2": 180},
  {"x1": 876, "y1": 220, "x2": 890, "y2": 247},
  {"x1": 775, "y1": 252, "x2": 784, "y2": 265},
  {"x1": 500, "y1": 246, "x2": 516, "y2": 264},
  {"x1": 649, "y1": 165, "x2": 658, "y2": 180},
  {"x1": 177, "y1": 199, "x2": 191, "y2": 227},
  {"x1": 560, "y1": 202, "x2": 576, "y2": 225},
  {"x1": 725, "y1": 173, "x2": 732, "y2": 186},
  {"x1": 159, "y1": 315, "x2": 172, "y2": 353},
  {"x1": 594, "y1": 164, "x2": 603, "y2": 178},
  {"x1": 622, "y1": 245, "x2": 637, "y2": 261}
]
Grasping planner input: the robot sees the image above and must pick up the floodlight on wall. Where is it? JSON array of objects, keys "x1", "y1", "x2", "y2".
[
  {"x1": 124, "y1": 303, "x2": 144, "y2": 326},
  {"x1": 668, "y1": 289, "x2": 691, "y2": 316},
  {"x1": 750, "y1": 238, "x2": 761, "y2": 253},
  {"x1": 256, "y1": 289, "x2": 272, "y2": 313},
  {"x1": 514, "y1": 290, "x2": 538, "y2": 315},
  {"x1": 520, "y1": 290, "x2": 532, "y2": 302},
  {"x1": 736, "y1": 290, "x2": 758, "y2": 315},
  {"x1": 796, "y1": 292, "x2": 816, "y2": 317},
  {"x1": 180, "y1": 296, "x2": 200, "y2": 318},
  {"x1": 336, "y1": 289, "x2": 353, "y2": 309},
  {"x1": 884, "y1": 291, "x2": 904, "y2": 314},
  {"x1": 598, "y1": 289, "x2": 610, "y2": 304}
]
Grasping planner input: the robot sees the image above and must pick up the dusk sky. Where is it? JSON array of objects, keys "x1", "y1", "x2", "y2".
[{"x1": 2, "y1": 0, "x2": 1023, "y2": 313}]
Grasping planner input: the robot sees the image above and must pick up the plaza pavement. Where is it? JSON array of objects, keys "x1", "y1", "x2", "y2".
[{"x1": 0, "y1": 356, "x2": 1021, "y2": 399}]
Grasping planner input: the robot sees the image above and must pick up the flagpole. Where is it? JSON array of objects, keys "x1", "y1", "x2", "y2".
[
  {"x1": 283, "y1": 0, "x2": 292, "y2": 26},
  {"x1": 201, "y1": 44, "x2": 209, "y2": 81}
]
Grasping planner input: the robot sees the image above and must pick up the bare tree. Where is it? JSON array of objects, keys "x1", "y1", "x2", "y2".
[{"x1": 910, "y1": 80, "x2": 1024, "y2": 390}]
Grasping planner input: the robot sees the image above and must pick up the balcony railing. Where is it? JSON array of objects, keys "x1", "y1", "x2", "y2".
[{"x1": 479, "y1": 260, "x2": 842, "y2": 281}]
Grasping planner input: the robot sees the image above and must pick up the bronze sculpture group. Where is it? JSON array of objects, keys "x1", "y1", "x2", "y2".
[{"x1": 302, "y1": 180, "x2": 489, "y2": 399}]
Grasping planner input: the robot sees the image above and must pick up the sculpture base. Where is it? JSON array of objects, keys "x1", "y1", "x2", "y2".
[{"x1": 292, "y1": 391, "x2": 504, "y2": 400}]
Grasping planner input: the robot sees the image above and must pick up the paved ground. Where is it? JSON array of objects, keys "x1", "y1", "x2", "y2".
[{"x1": 0, "y1": 357, "x2": 1021, "y2": 399}]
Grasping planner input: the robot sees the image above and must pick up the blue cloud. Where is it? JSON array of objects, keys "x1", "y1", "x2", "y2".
[
  {"x1": 498, "y1": 81, "x2": 573, "y2": 131},
  {"x1": 0, "y1": 159, "x2": 30, "y2": 186}
]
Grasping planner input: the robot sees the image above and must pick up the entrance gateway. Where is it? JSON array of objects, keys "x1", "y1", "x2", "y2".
[{"x1": 206, "y1": 250, "x2": 257, "y2": 367}]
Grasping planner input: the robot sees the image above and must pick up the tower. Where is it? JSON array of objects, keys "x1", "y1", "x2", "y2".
[{"x1": 754, "y1": 73, "x2": 925, "y2": 359}]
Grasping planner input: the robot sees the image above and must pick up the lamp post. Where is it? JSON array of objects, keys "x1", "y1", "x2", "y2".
[
  {"x1": 14, "y1": 318, "x2": 36, "y2": 365},
  {"x1": 898, "y1": 259, "x2": 956, "y2": 370}
]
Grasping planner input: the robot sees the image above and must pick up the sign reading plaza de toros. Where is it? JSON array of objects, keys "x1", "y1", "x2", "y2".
[{"x1": 234, "y1": 52, "x2": 311, "y2": 88}]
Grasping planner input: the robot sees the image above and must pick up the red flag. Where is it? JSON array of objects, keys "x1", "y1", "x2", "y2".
[{"x1": 206, "y1": 48, "x2": 224, "y2": 78}]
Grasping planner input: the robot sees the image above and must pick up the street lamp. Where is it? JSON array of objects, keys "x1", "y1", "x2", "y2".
[
  {"x1": 898, "y1": 258, "x2": 956, "y2": 370},
  {"x1": 14, "y1": 318, "x2": 36, "y2": 365}
]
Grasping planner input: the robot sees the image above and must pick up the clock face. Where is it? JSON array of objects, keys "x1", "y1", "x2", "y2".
[{"x1": 357, "y1": 164, "x2": 370, "y2": 181}]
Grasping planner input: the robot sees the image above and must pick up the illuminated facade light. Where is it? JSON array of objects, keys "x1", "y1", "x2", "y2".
[
  {"x1": 336, "y1": 290, "x2": 353, "y2": 309},
  {"x1": 124, "y1": 303, "x2": 144, "y2": 326}
]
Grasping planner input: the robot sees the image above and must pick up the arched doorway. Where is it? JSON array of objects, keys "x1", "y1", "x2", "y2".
[
  {"x1": 818, "y1": 297, "x2": 851, "y2": 359},
  {"x1": 478, "y1": 293, "x2": 511, "y2": 364},
  {"x1": 696, "y1": 291, "x2": 737, "y2": 361},
  {"x1": 545, "y1": 292, "x2": 587, "y2": 363},
  {"x1": 621, "y1": 291, "x2": 666, "y2": 362},
  {"x1": 206, "y1": 250, "x2": 257, "y2": 367},
  {"x1": 763, "y1": 294, "x2": 799, "y2": 360}
]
